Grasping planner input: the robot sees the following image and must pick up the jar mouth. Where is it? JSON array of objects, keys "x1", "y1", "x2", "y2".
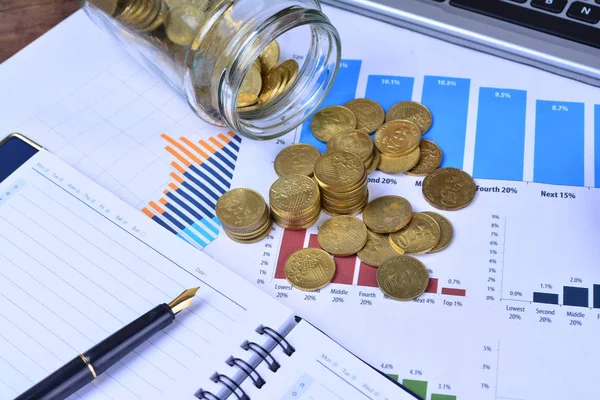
[{"x1": 218, "y1": 7, "x2": 341, "y2": 140}]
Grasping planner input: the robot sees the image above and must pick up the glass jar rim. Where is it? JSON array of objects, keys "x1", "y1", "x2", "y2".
[{"x1": 217, "y1": 6, "x2": 341, "y2": 140}]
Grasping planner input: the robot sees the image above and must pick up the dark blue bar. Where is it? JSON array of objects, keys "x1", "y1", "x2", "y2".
[
  {"x1": 563, "y1": 286, "x2": 588, "y2": 308},
  {"x1": 221, "y1": 146, "x2": 237, "y2": 161},
  {"x1": 160, "y1": 210, "x2": 186, "y2": 230},
  {"x1": 182, "y1": 171, "x2": 221, "y2": 201},
  {"x1": 181, "y1": 181, "x2": 217, "y2": 210},
  {"x1": 167, "y1": 191, "x2": 213, "y2": 220},
  {"x1": 164, "y1": 202, "x2": 194, "y2": 226},
  {"x1": 231, "y1": 134, "x2": 241, "y2": 143},
  {"x1": 192, "y1": 162, "x2": 229, "y2": 188},
  {"x1": 533, "y1": 292, "x2": 559, "y2": 305},
  {"x1": 206, "y1": 157, "x2": 233, "y2": 179},
  {"x1": 186, "y1": 167, "x2": 225, "y2": 195},
  {"x1": 228, "y1": 141, "x2": 240, "y2": 153},
  {"x1": 214, "y1": 151, "x2": 235, "y2": 170},
  {"x1": 300, "y1": 59, "x2": 363, "y2": 152},
  {"x1": 152, "y1": 215, "x2": 177, "y2": 234},
  {"x1": 594, "y1": 285, "x2": 600, "y2": 309}
]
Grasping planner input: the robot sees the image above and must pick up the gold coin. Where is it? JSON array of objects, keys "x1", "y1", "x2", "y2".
[
  {"x1": 89, "y1": 0, "x2": 119, "y2": 15},
  {"x1": 344, "y1": 98, "x2": 385, "y2": 133},
  {"x1": 273, "y1": 212, "x2": 320, "y2": 231},
  {"x1": 422, "y1": 212, "x2": 453, "y2": 253},
  {"x1": 237, "y1": 93, "x2": 259, "y2": 108},
  {"x1": 259, "y1": 40, "x2": 280, "y2": 72},
  {"x1": 216, "y1": 188, "x2": 267, "y2": 230},
  {"x1": 386, "y1": 101, "x2": 433, "y2": 134},
  {"x1": 270, "y1": 175, "x2": 320, "y2": 214},
  {"x1": 406, "y1": 140, "x2": 443, "y2": 176},
  {"x1": 326, "y1": 130, "x2": 373, "y2": 163},
  {"x1": 285, "y1": 248, "x2": 336, "y2": 291},
  {"x1": 378, "y1": 146, "x2": 421, "y2": 174},
  {"x1": 240, "y1": 66, "x2": 262, "y2": 96},
  {"x1": 317, "y1": 216, "x2": 368, "y2": 256},
  {"x1": 389, "y1": 213, "x2": 441, "y2": 254},
  {"x1": 274, "y1": 144, "x2": 321, "y2": 177},
  {"x1": 314, "y1": 152, "x2": 365, "y2": 189},
  {"x1": 377, "y1": 255, "x2": 429, "y2": 300},
  {"x1": 226, "y1": 220, "x2": 273, "y2": 244},
  {"x1": 362, "y1": 195, "x2": 413, "y2": 234},
  {"x1": 259, "y1": 67, "x2": 283, "y2": 104},
  {"x1": 165, "y1": 4, "x2": 203, "y2": 46},
  {"x1": 357, "y1": 231, "x2": 404, "y2": 267},
  {"x1": 374, "y1": 120, "x2": 421, "y2": 157},
  {"x1": 278, "y1": 59, "x2": 299, "y2": 94},
  {"x1": 422, "y1": 168, "x2": 477, "y2": 211},
  {"x1": 310, "y1": 106, "x2": 357, "y2": 143},
  {"x1": 367, "y1": 149, "x2": 381, "y2": 175}
]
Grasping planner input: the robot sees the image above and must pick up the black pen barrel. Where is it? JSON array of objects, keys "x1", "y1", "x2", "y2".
[
  {"x1": 16, "y1": 303, "x2": 175, "y2": 400},
  {"x1": 86, "y1": 303, "x2": 175, "y2": 375}
]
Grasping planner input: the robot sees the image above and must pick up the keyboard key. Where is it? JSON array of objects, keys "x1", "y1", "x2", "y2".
[
  {"x1": 450, "y1": 0, "x2": 600, "y2": 49},
  {"x1": 567, "y1": 1, "x2": 600, "y2": 23},
  {"x1": 531, "y1": 0, "x2": 568, "y2": 13}
]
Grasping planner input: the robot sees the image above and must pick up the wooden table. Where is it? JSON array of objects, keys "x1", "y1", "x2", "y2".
[{"x1": 0, "y1": 0, "x2": 80, "y2": 63}]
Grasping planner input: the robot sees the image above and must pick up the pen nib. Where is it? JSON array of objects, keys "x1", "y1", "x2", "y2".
[{"x1": 168, "y1": 287, "x2": 199, "y2": 314}]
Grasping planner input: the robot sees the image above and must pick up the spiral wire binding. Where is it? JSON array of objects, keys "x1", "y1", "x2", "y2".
[{"x1": 195, "y1": 325, "x2": 295, "y2": 399}]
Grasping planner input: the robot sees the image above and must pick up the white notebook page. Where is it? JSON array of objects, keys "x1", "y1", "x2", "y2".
[{"x1": 0, "y1": 150, "x2": 293, "y2": 399}]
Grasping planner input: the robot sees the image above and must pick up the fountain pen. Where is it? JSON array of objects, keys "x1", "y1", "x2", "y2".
[{"x1": 16, "y1": 287, "x2": 199, "y2": 400}]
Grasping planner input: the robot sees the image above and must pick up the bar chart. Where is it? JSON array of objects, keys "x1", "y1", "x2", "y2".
[
  {"x1": 532, "y1": 283, "x2": 600, "y2": 308},
  {"x1": 142, "y1": 132, "x2": 241, "y2": 248},
  {"x1": 274, "y1": 228, "x2": 466, "y2": 297},
  {"x1": 297, "y1": 59, "x2": 600, "y2": 188},
  {"x1": 388, "y1": 375, "x2": 458, "y2": 400}
]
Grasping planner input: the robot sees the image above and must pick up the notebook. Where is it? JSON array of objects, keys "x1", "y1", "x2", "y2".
[{"x1": 0, "y1": 144, "x2": 418, "y2": 399}]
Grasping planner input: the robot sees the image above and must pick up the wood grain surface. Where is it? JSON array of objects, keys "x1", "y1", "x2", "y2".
[{"x1": 0, "y1": 0, "x2": 80, "y2": 63}]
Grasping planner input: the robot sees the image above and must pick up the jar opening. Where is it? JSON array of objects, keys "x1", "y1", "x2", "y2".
[{"x1": 218, "y1": 7, "x2": 341, "y2": 140}]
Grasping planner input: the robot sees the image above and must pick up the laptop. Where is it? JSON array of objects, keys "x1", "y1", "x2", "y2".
[{"x1": 322, "y1": 0, "x2": 600, "y2": 87}]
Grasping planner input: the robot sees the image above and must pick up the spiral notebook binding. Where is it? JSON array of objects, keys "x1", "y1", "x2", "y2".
[{"x1": 194, "y1": 325, "x2": 295, "y2": 400}]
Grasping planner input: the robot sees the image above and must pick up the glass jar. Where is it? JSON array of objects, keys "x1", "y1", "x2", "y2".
[{"x1": 80, "y1": 0, "x2": 341, "y2": 140}]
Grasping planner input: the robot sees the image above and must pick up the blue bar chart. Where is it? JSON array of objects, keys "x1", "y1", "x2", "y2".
[
  {"x1": 534, "y1": 101, "x2": 584, "y2": 187},
  {"x1": 365, "y1": 75, "x2": 414, "y2": 111},
  {"x1": 563, "y1": 286, "x2": 588, "y2": 308},
  {"x1": 296, "y1": 59, "x2": 600, "y2": 188},
  {"x1": 421, "y1": 76, "x2": 471, "y2": 169},
  {"x1": 299, "y1": 60, "x2": 362, "y2": 152},
  {"x1": 473, "y1": 88, "x2": 526, "y2": 181}
]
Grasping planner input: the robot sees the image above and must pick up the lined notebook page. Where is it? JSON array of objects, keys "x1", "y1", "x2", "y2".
[{"x1": 0, "y1": 150, "x2": 293, "y2": 399}]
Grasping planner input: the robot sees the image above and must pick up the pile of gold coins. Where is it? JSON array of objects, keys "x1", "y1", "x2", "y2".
[
  {"x1": 269, "y1": 175, "x2": 321, "y2": 230},
  {"x1": 215, "y1": 188, "x2": 272, "y2": 244},
  {"x1": 237, "y1": 41, "x2": 300, "y2": 113},
  {"x1": 216, "y1": 96, "x2": 478, "y2": 301}
]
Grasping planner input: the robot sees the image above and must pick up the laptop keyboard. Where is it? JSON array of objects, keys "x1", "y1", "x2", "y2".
[{"x1": 443, "y1": 0, "x2": 600, "y2": 49}]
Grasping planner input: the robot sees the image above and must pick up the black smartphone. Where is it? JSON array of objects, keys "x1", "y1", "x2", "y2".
[{"x1": 0, "y1": 133, "x2": 42, "y2": 184}]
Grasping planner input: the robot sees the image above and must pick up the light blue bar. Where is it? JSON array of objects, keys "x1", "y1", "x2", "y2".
[
  {"x1": 300, "y1": 59, "x2": 362, "y2": 152},
  {"x1": 177, "y1": 233, "x2": 194, "y2": 246},
  {"x1": 473, "y1": 88, "x2": 527, "y2": 181},
  {"x1": 595, "y1": 105, "x2": 600, "y2": 188},
  {"x1": 190, "y1": 223, "x2": 214, "y2": 242},
  {"x1": 201, "y1": 218, "x2": 220, "y2": 235},
  {"x1": 365, "y1": 75, "x2": 414, "y2": 112},
  {"x1": 183, "y1": 227, "x2": 208, "y2": 247},
  {"x1": 534, "y1": 101, "x2": 584, "y2": 186},
  {"x1": 421, "y1": 76, "x2": 471, "y2": 169},
  {"x1": 212, "y1": 216, "x2": 221, "y2": 227}
]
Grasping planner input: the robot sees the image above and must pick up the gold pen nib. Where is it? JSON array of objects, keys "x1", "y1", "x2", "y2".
[{"x1": 168, "y1": 287, "x2": 199, "y2": 314}]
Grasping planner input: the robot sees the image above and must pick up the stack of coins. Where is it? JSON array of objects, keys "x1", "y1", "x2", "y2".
[
  {"x1": 374, "y1": 119, "x2": 422, "y2": 173},
  {"x1": 215, "y1": 188, "x2": 272, "y2": 243},
  {"x1": 314, "y1": 152, "x2": 369, "y2": 216},
  {"x1": 269, "y1": 175, "x2": 321, "y2": 230},
  {"x1": 326, "y1": 130, "x2": 378, "y2": 174}
]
